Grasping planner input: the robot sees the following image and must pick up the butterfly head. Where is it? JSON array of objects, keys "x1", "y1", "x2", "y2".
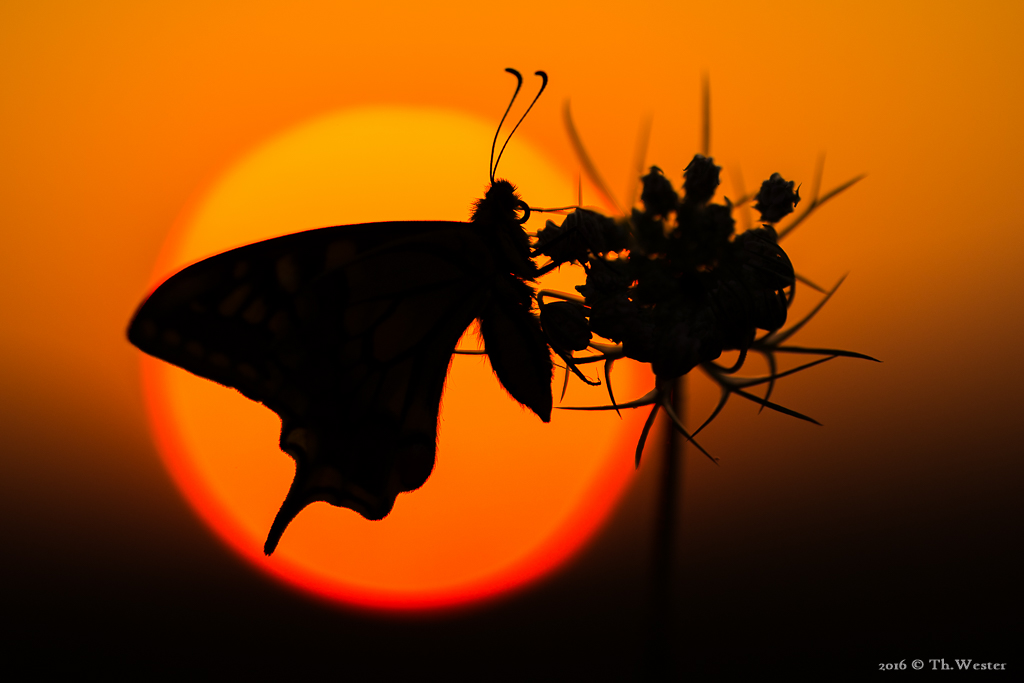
[{"x1": 472, "y1": 179, "x2": 530, "y2": 226}]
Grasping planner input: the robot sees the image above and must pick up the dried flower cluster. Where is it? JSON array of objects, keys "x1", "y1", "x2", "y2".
[{"x1": 531, "y1": 155, "x2": 873, "y2": 464}]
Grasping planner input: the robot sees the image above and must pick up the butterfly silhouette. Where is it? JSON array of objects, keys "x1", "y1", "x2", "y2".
[{"x1": 128, "y1": 70, "x2": 554, "y2": 554}]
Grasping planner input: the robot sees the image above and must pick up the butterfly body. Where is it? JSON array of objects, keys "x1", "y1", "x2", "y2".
[{"x1": 129, "y1": 179, "x2": 552, "y2": 554}]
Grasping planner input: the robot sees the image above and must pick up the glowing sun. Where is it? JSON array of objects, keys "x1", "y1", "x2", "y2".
[{"x1": 140, "y1": 106, "x2": 651, "y2": 611}]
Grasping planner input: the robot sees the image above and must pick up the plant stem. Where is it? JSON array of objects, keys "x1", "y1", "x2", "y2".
[{"x1": 648, "y1": 374, "x2": 686, "y2": 679}]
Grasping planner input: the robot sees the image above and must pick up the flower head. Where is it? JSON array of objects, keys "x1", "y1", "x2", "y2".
[{"x1": 530, "y1": 156, "x2": 872, "y2": 465}]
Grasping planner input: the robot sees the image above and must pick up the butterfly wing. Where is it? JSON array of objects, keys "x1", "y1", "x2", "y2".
[{"x1": 129, "y1": 220, "x2": 516, "y2": 553}]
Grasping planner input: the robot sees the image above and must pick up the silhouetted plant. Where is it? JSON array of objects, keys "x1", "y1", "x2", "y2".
[
  {"x1": 533, "y1": 143, "x2": 874, "y2": 465},
  {"x1": 530, "y1": 94, "x2": 875, "y2": 678}
]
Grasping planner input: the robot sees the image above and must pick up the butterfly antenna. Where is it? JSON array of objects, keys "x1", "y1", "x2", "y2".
[
  {"x1": 493, "y1": 71, "x2": 548, "y2": 180},
  {"x1": 491, "y1": 68, "x2": 525, "y2": 183}
]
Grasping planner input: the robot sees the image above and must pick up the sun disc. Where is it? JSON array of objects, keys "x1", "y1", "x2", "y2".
[{"x1": 141, "y1": 106, "x2": 651, "y2": 611}]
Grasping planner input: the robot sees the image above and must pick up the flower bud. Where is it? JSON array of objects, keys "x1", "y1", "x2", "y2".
[
  {"x1": 540, "y1": 301, "x2": 592, "y2": 352},
  {"x1": 753, "y1": 173, "x2": 800, "y2": 223},
  {"x1": 640, "y1": 166, "x2": 679, "y2": 217},
  {"x1": 735, "y1": 226, "x2": 795, "y2": 291},
  {"x1": 682, "y1": 154, "x2": 721, "y2": 205}
]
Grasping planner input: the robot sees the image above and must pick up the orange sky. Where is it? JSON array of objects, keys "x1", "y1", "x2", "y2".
[{"x1": 2, "y1": 0, "x2": 1021, "y2": 676}]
